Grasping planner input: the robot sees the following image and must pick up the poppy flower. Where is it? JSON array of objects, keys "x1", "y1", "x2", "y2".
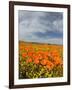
[
  {"x1": 54, "y1": 57, "x2": 62, "y2": 65},
  {"x1": 22, "y1": 53, "x2": 27, "y2": 58},
  {"x1": 26, "y1": 58, "x2": 32, "y2": 63},
  {"x1": 34, "y1": 59, "x2": 39, "y2": 64},
  {"x1": 41, "y1": 59, "x2": 48, "y2": 65}
]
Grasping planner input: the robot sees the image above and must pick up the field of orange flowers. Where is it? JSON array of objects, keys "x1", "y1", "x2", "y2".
[{"x1": 19, "y1": 41, "x2": 63, "y2": 79}]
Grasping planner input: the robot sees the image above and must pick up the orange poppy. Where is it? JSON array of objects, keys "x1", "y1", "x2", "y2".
[
  {"x1": 26, "y1": 58, "x2": 32, "y2": 63},
  {"x1": 22, "y1": 53, "x2": 27, "y2": 58},
  {"x1": 41, "y1": 59, "x2": 48, "y2": 65},
  {"x1": 47, "y1": 60, "x2": 54, "y2": 68},
  {"x1": 54, "y1": 57, "x2": 62, "y2": 65},
  {"x1": 28, "y1": 52, "x2": 33, "y2": 57},
  {"x1": 34, "y1": 59, "x2": 39, "y2": 64}
]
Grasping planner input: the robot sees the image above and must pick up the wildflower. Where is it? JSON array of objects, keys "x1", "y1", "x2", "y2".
[
  {"x1": 22, "y1": 53, "x2": 27, "y2": 58},
  {"x1": 54, "y1": 57, "x2": 62, "y2": 65},
  {"x1": 46, "y1": 60, "x2": 54, "y2": 70},
  {"x1": 34, "y1": 59, "x2": 39, "y2": 64},
  {"x1": 28, "y1": 52, "x2": 33, "y2": 57},
  {"x1": 41, "y1": 59, "x2": 47, "y2": 65},
  {"x1": 26, "y1": 58, "x2": 32, "y2": 63}
]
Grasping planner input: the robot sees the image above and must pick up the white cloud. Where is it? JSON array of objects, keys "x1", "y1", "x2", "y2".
[{"x1": 53, "y1": 19, "x2": 63, "y2": 33}]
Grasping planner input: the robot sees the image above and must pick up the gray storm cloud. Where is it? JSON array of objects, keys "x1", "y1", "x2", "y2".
[{"x1": 18, "y1": 10, "x2": 63, "y2": 45}]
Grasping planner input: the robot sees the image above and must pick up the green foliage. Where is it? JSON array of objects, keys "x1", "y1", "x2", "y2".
[{"x1": 19, "y1": 60, "x2": 63, "y2": 79}]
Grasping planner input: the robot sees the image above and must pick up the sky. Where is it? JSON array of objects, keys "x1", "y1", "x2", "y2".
[{"x1": 18, "y1": 10, "x2": 63, "y2": 45}]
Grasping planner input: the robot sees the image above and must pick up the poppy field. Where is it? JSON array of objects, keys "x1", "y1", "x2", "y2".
[{"x1": 19, "y1": 41, "x2": 63, "y2": 79}]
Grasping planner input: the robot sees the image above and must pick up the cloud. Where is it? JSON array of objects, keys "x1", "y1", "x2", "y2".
[
  {"x1": 18, "y1": 10, "x2": 63, "y2": 45},
  {"x1": 33, "y1": 31, "x2": 63, "y2": 38}
]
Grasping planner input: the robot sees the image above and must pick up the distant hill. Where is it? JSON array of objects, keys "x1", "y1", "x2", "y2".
[{"x1": 19, "y1": 40, "x2": 63, "y2": 46}]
